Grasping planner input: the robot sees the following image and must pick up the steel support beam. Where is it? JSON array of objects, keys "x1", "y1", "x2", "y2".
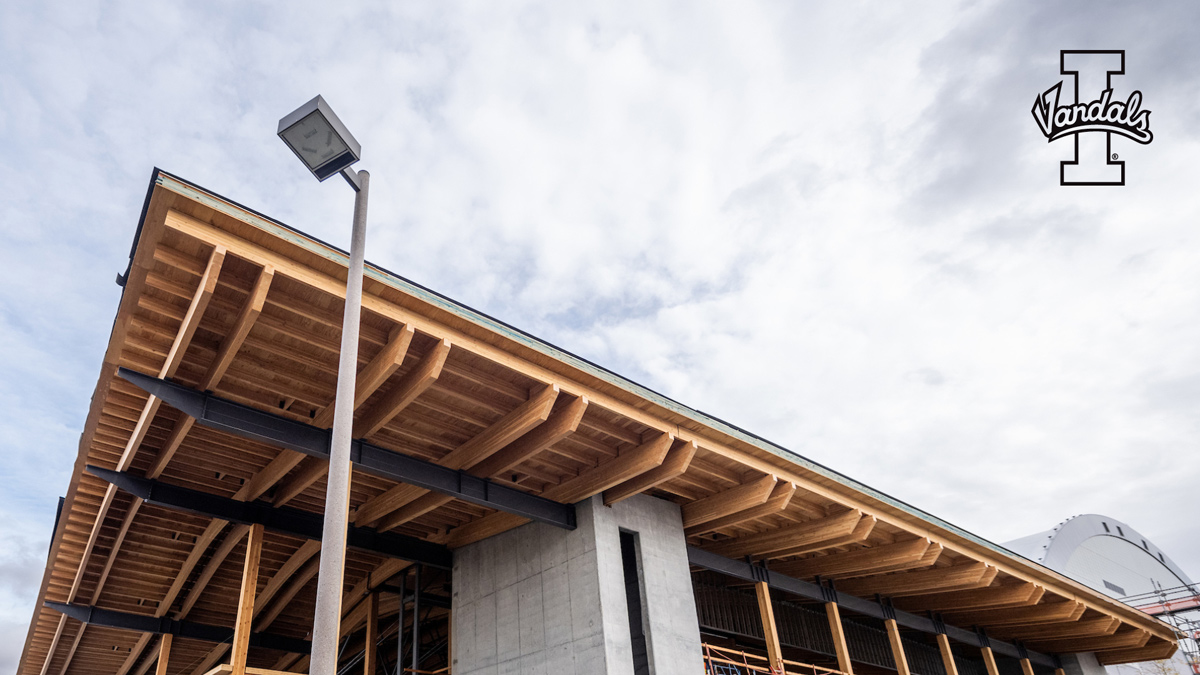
[
  {"x1": 86, "y1": 466, "x2": 452, "y2": 570},
  {"x1": 45, "y1": 602, "x2": 311, "y2": 654},
  {"x1": 685, "y1": 546, "x2": 1057, "y2": 668},
  {"x1": 117, "y1": 368, "x2": 575, "y2": 530}
]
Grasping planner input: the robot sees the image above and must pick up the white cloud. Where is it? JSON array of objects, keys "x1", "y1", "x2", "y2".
[{"x1": 2, "y1": 0, "x2": 1199, "y2": 670}]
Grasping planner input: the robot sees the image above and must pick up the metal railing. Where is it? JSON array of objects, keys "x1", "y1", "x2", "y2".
[{"x1": 702, "y1": 643, "x2": 848, "y2": 675}]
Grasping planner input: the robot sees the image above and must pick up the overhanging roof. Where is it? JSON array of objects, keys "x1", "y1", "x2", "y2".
[{"x1": 18, "y1": 170, "x2": 1178, "y2": 675}]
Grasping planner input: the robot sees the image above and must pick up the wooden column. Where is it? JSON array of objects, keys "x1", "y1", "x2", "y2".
[
  {"x1": 364, "y1": 592, "x2": 378, "y2": 675},
  {"x1": 981, "y1": 646, "x2": 1001, "y2": 675},
  {"x1": 826, "y1": 602, "x2": 855, "y2": 675},
  {"x1": 937, "y1": 634, "x2": 959, "y2": 675},
  {"x1": 755, "y1": 582, "x2": 786, "y2": 674},
  {"x1": 1054, "y1": 669, "x2": 1066, "y2": 675},
  {"x1": 231, "y1": 523, "x2": 265, "y2": 675},
  {"x1": 154, "y1": 634, "x2": 172, "y2": 675},
  {"x1": 884, "y1": 619, "x2": 910, "y2": 675},
  {"x1": 1020, "y1": 658, "x2": 1036, "y2": 675}
]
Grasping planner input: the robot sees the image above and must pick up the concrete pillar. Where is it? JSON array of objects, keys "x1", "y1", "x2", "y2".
[
  {"x1": 452, "y1": 494, "x2": 704, "y2": 675},
  {"x1": 1060, "y1": 653, "x2": 1109, "y2": 675}
]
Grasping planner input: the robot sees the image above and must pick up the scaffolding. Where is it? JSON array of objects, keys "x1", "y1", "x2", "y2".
[{"x1": 1122, "y1": 584, "x2": 1200, "y2": 675}]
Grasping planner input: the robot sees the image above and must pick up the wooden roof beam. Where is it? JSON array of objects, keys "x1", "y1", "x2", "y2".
[
  {"x1": 176, "y1": 524, "x2": 251, "y2": 619},
  {"x1": 1096, "y1": 638, "x2": 1178, "y2": 666},
  {"x1": 893, "y1": 583, "x2": 1045, "y2": 613},
  {"x1": 703, "y1": 509, "x2": 864, "y2": 559},
  {"x1": 87, "y1": 465, "x2": 452, "y2": 568},
  {"x1": 443, "y1": 431, "x2": 674, "y2": 548},
  {"x1": 116, "y1": 369, "x2": 575, "y2": 529},
  {"x1": 270, "y1": 324, "x2": 420, "y2": 507},
  {"x1": 43, "y1": 601, "x2": 310, "y2": 654},
  {"x1": 374, "y1": 394, "x2": 589, "y2": 532},
  {"x1": 256, "y1": 556, "x2": 320, "y2": 631},
  {"x1": 771, "y1": 537, "x2": 933, "y2": 579},
  {"x1": 686, "y1": 545, "x2": 1058, "y2": 668},
  {"x1": 604, "y1": 439, "x2": 698, "y2": 506},
  {"x1": 942, "y1": 600, "x2": 1086, "y2": 627},
  {"x1": 153, "y1": 207, "x2": 1174, "y2": 640},
  {"x1": 353, "y1": 338, "x2": 451, "y2": 439},
  {"x1": 353, "y1": 381, "x2": 558, "y2": 528},
  {"x1": 41, "y1": 247, "x2": 231, "y2": 675},
  {"x1": 684, "y1": 480, "x2": 795, "y2": 536},
  {"x1": 147, "y1": 263, "x2": 273, "y2": 480},
  {"x1": 768, "y1": 514, "x2": 879, "y2": 560},
  {"x1": 1027, "y1": 628, "x2": 1151, "y2": 654},
  {"x1": 680, "y1": 474, "x2": 777, "y2": 530},
  {"x1": 993, "y1": 616, "x2": 1120, "y2": 641},
  {"x1": 834, "y1": 562, "x2": 994, "y2": 598}
]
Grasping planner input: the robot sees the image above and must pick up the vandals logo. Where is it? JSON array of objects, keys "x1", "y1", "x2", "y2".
[{"x1": 1032, "y1": 50, "x2": 1153, "y2": 186}]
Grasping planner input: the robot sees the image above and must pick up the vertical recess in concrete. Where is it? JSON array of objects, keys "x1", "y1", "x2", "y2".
[{"x1": 451, "y1": 493, "x2": 704, "y2": 675}]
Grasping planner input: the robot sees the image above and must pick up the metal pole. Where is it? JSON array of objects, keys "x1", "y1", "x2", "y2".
[
  {"x1": 410, "y1": 564, "x2": 421, "y2": 675},
  {"x1": 396, "y1": 568, "x2": 408, "y2": 675},
  {"x1": 311, "y1": 169, "x2": 370, "y2": 675}
]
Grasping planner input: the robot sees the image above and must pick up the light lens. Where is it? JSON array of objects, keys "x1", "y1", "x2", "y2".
[{"x1": 280, "y1": 111, "x2": 349, "y2": 171}]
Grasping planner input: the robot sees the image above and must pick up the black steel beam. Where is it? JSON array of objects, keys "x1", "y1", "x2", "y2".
[
  {"x1": 46, "y1": 601, "x2": 311, "y2": 654},
  {"x1": 86, "y1": 465, "x2": 452, "y2": 570},
  {"x1": 118, "y1": 367, "x2": 575, "y2": 531},
  {"x1": 686, "y1": 546, "x2": 1056, "y2": 667}
]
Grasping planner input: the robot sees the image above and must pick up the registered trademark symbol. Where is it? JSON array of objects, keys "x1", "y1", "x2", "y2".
[{"x1": 1111, "y1": 153, "x2": 1119, "y2": 160}]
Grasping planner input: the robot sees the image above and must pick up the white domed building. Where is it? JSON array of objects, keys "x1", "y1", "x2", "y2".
[{"x1": 1006, "y1": 515, "x2": 1199, "y2": 675}]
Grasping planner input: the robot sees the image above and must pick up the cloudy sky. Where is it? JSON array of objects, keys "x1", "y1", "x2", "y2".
[{"x1": 3, "y1": 0, "x2": 1199, "y2": 669}]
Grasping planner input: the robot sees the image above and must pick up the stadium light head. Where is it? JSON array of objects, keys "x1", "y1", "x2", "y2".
[{"x1": 277, "y1": 95, "x2": 362, "y2": 181}]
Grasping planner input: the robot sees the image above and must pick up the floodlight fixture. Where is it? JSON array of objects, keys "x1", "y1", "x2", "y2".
[
  {"x1": 278, "y1": 95, "x2": 362, "y2": 182},
  {"x1": 278, "y1": 95, "x2": 371, "y2": 675}
]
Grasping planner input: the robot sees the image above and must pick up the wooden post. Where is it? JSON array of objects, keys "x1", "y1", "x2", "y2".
[
  {"x1": 364, "y1": 592, "x2": 378, "y2": 675},
  {"x1": 231, "y1": 523, "x2": 265, "y2": 675},
  {"x1": 1020, "y1": 658, "x2": 1036, "y2": 675},
  {"x1": 937, "y1": 634, "x2": 959, "y2": 675},
  {"x1": 1054, "y1": 669, "x2": 1066, "y2": 675},
  {"x1": 884, "y1": 619, "x2": 910, "y2": 675},
  {"x1": 826, "y1": 602, "x2": 855, "y2": 675},
  {"x1": 755, "y1": 582, "x2": 786, "y2": 674},
  {"x1": 154, "y1": 634, "x2": 172, "y2": 675},
  {"x1": 981, "y1": 646, "x2": 1000, "y2": 675}
]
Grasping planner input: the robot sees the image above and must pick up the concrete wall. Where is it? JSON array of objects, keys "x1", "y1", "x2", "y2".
[
  {"x1": 1061, "y1": 653, "x2": 1109, "y2": 675},
  {"x1": 451, "y1": 493, "x2": 703, "y2": 675}
]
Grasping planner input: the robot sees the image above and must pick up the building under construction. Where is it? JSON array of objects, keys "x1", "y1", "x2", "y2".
[{"x1": 16, "y1": 171, "x2": 1183, "y2": 675}]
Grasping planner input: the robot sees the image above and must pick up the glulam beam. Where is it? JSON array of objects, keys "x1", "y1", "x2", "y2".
[
  {"x1": 772, "y1": 538, "x2": 933, "y2": 579},
  {"x1": 604, "y1": 441, "x2": 697, "y2": 508},
  {"x1": 684, "y1": 546, "x2": 1056, "y2": 667},
  {"x1": 704, "y1": 509, "x2": 864, "y2": 559},
  {"x1": 835, "y1": 562, "x2": 994, "y2": 599},
  {"x1": 681, "y1": 474, "x2": 777, "y2": 530},
  {"x1": 443, "y1": 432, "x2": 674, "y2": 548},
  {"x1": 684, "y1": 479, "x2": 795, "y2": 536}
]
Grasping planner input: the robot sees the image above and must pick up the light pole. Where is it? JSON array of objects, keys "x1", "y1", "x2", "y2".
[{"x1": 278, "y1": 95, "x2": 368, "y2": 675}]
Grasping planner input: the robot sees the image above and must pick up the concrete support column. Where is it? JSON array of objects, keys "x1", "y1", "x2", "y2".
[
  {"x1": 452, "y1": 494, "x2": 703, "y2": 675},
  {"x1": 1060, "y1": 653, "x2": 1109, "y2": 675}
]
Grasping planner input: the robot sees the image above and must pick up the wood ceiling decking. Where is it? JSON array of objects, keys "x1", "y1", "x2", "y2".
[{"x1": 18, "y1": 172, "x2": 1178, "y2": 675}]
